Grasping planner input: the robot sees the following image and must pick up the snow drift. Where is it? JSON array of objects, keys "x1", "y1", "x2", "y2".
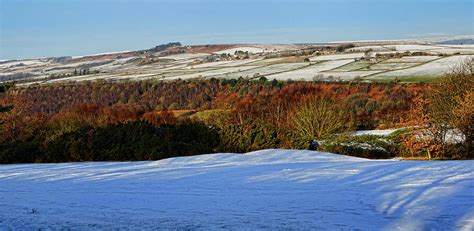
[{"x1": 0, "y1": 149, "x2": 472, "y2": 230}]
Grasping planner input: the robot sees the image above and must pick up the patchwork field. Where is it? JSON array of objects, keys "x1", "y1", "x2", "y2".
[
  {"x1": 369, "y1": 55, "x2": 473, "y2": 80},
  {"x1": 1, "y1": 40, "x2": 473, "y2": 84}
]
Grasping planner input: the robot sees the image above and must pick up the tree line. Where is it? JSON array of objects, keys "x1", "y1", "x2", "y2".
[{"x1": 1, "y1": 63, "x2": 472, "y2": 163}]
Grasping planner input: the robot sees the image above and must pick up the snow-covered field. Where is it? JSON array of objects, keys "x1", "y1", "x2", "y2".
[
  {"x1": 431, "y1": 48, "x2": 474, "y2": 55},
  {"x1": 216, "y1": 62, "x2": 310, "y2": 79},
  {"x1": 371, "y1": 55, "x2": 473, "y2": 77},
  {"x1": 162, "y1": 65, "x2": 259, "y2": 80},
  {"x1": 214, "y1": 46, "x2": 268, "y2": 55},
  {"x1": 369, "y1": 62, "x2": 419, "y2": 70},
  {"x1": 213, "y1": 45, "x2": 300, "y2": 55},
  {"x1": 4, "y1": 41, "x2": 474, "y2": 84},
  {"x1": 388, "y1": 44, "x2": 441, "y2": 51},
  {"x1": 213, "y1": 59, "x2": 263, "y2": 67},
  {"x1": 163, "y1": 53, "x2": 210, "y2": 60},
  {"x1": 383, "y1": 56, "x2": 440, "y2": 63},
  {"x1": 310, "y1": 53, "x2": 365, "y2": 61},
  {"x1": 331, "y1": 60, "x2": 371, "y2": 71},
  {"x1": 268, "y1": 60, "x2": 354, "y2": 80},
  {"x1": 188, "y1": 59, "x2": 261, "y2": 68},
  {"x1": 318, "y1": 70, "x2": 382, "y2": 80},
  {"x1": 347, "y1": 45, "x2": 391, "y2": 52},
  {"x1": 0, "y1": 149, "x2": 472, "y2": 230}
]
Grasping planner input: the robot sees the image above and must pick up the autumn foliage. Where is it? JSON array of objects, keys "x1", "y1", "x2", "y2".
[
  {"x1": 1, "y1": 78, "x2": 433, "y2": 163},
  {"x1": 401, "y1": 95, "x2": 442, "y2": 159}
]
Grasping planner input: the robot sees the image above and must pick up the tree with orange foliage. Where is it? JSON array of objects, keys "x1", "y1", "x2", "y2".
[
  {"x1": 0, "y1": 94, "x2": 46, "y2": 143},
  {"x1": 451, "y1": 91, "x2": 474, "y2": 156},
  {"x1": 233, "y1": 95, "x2": 257, "y2": 126},
  {"x1": 142, "y1": 108, "x2": 176, "y2": 126},
  {"x1": 160, "y1": 108, "x2": 176, "y2": 124},
  {"x1": 101, "y1": 104, "x2": 144, "y2": 125},
  {"x1": 401, "y1": 95, "x2": 441, "y2": 159},
  {"x1": 428, "y1": 58, "x2": 473, "y2": 158}
]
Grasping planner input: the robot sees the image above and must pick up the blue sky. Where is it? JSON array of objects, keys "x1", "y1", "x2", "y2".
[{"x1": 1, "y1": 0, "x2": 473, "y2": 60}]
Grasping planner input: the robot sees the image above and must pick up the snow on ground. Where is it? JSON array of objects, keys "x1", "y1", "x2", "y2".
[
  {"x1": 190, "y1": 59, "x2": 262, "y2": 69},
  {"x1": 268, "y1": 60, "x2": 354, "y2": 80},
  {"x1": 214, "y1": 47, "x2": 268, "y2": 55},
  {"x1": 162, "y1": 53, "x2": 210, "y2": 60},
  {"x1": 347, "y1": 46, "x2": 391, "y2": 52},
  {"x1": 0, "y1": 60, "x2": 48, "y2": 69},
  {"x1": 370, "y1": 55, "x2": 473, "y2": 77},
  {"x1": 383, "y1": 56, "x2": 440, "y2": 63},
  {"x1": 189, "y1": 61, "x2": 236, "y2": 68},
  {"x1": 431, "y1": 48, "x2": 474, "y2": 55},
  {"x1": 318, "y1": 70, "x2": 383, "y2": 80},
  {"x1": 352, "y1": 129, "x2": 398, "y2": 136},
  {"x1": 162, "y1": 65, "x2": 259, "y2": 80},
  {"x1": 445, "y1": 129, "x2": 466, "y2": 144},
  {"x1": 388, "y1": 45, "x2": 441, "y2": 51},
  {"x1": 438, "y1": 44, "x2": 474, "y2": 49},
  {"x1": 43, "y1": 60, "x2": 111, "y2": 71},
  {"x1": 215, "y1": 59, "x2": 263, "y2": 67},
  {"x1": 0, "y1": 72, "x2": 15, "y2": 77},
  {"x1": 161, "y1": 63, "x2": 192, "y2": 70},
  {"x1": 218, "y1": 62, "x2": 310, "y2": 79},
  {"x1": 213, "y1": 45, "x2": 300, "y2": 55},
  {"x1": 384, "y1": 44, "x2": 474, "y2": 55},
  {"x1": 72, "y1": 51, "x2": 130, "y2": 59},
  {"x1": 0, "y1": 149, "x2": 472, "y2": 230},
  {"x1": 369, "y1": 62, "x2": 419, "y2": 70},
  {"x1": 258, "y1": 44, "x2": 303, "y2": 52},
  {"x1": 331, "y1": 61, "x2": 371, "y2": 71},
  {"x1": 310, "y1": 53, "x2": 365, "y2": 61},
  {"x1": 251, "y1": 57, "x2": 286, "y2": 64}
]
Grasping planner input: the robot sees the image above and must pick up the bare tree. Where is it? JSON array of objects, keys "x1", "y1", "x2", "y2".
[{"x1": 290, "y1": 95, "x2": 351, "y2": 142}]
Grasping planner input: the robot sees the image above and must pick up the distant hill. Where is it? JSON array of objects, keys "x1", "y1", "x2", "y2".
[
  {"x1": 144, "y1": 42, "x2": 182, "y2": 53},
  {"x1": 436, "y1": 39, "x2": 474, "y2": 45}
]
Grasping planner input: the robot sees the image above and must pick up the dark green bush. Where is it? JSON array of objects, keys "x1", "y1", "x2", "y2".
[
  {"x1": 0, "y1": 120, "x2": 219, "y2": 164},
  {"x1": 320, "y1": 135, "x2": 401, "y2": 159},
  {"x1": 218, "y1": 121, "x2": 279, "y2": 153},
  {"x1": 0, "y1": 140, "x2": 39, "y2": 164}
]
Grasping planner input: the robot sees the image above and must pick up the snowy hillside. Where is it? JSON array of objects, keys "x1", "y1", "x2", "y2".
[{"x1": 0, "y1": 149, "x2": 473, "y2": 230}]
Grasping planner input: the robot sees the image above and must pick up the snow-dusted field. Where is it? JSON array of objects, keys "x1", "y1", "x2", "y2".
[
  {"x1": 438, "y1": 45, "x2": 474, "y2": 49},
  {"x1": 0, "y1": 149, "x2": 472, "y2": 230},
  {"x1": 383, "y1": 56, "x2": 440, "y2": 63},
  {"x1": 162, "y1": 65, "x2": 259, "y2": 80},
  {"x1": 318, "y1": 70, "x2": 382, "y2": 80},
  {"x1": 371, "y1": 55, "x2": 473, "y2": 77},
  {"x1": 3, "y1": 41, "x2": 473, "y2": 84},
  {"x1": 188, "y1": 61, "x2": 236, "y2": 68},
  {"x1": 431, "y1": 48, "x2": 474, "y2": 55},
  {"x1": 268, "y1": 60, "x2": 354, "y2": 80},
  {"x1": 214, "y1": 46, "x2": 268, "y2": 55},
  {"x1": 213, "y1": 59, "x2": 263, "y2": 67},
  {"x1": 310, "y1": 53, "x2": 365, "y2": 61},
  {"x1": 347, "y1": 45, "x2": 391, "y2": 52},
  {"x1": 162, "y1": 53, "x2": 210, "y2": 60},
  {"x1": 388, "y1": 44, "x2": 441, "y2": 51},
  {"x1": 369, "y1": 62, "x2": 419, "y2": 70},
  {"x1": 187, "y1": 59, "x2": 261, "y2": 68},
  {"x1": 331, "y1": 60, "x2": 371, "y2": 71},
  {"x1": 213, "y1": 45, "x2": 300, "y2": 55},
  {"x1": 0, "y1": 60, "x2": 49, "y2": 69},
  {"x1": 216, "y1": 62, "x2": 310, "y2": 79}
]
